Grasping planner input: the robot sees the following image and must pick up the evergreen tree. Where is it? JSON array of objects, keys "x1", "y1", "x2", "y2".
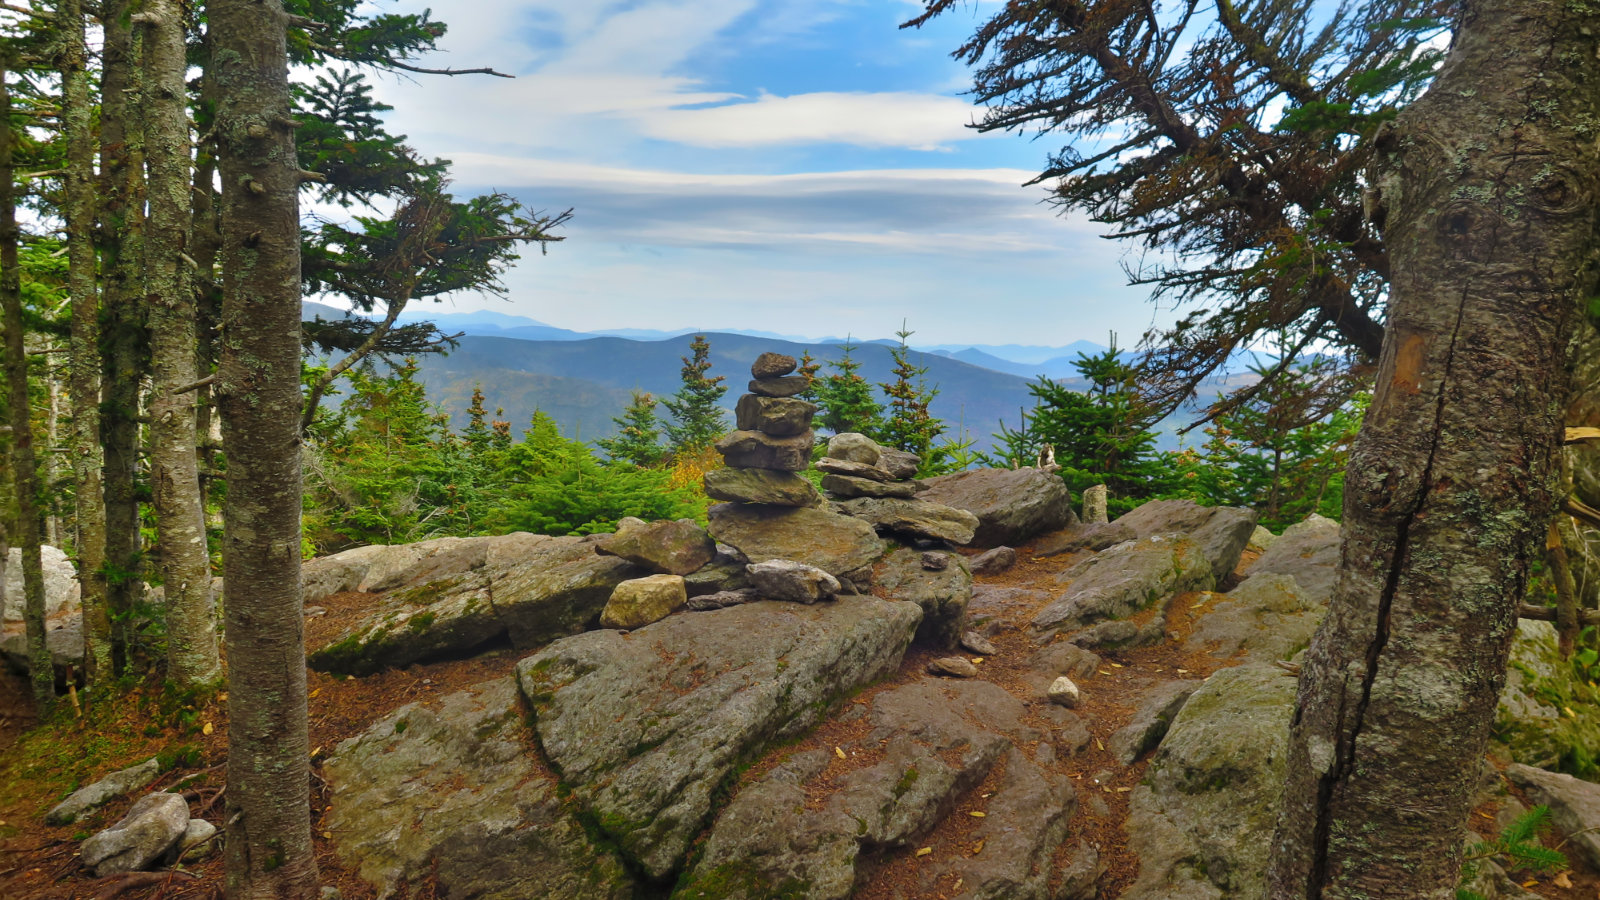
[
  {"x1": 597, "y1": 390, "x2": 667, "y2": 467},
  {"x1": 878, "y1": 325, "x2": 944, "y2": 458},
  {"x1": 811, "y1": 340, "x2": 884, "y2": 438},
  {"x1": 661, "y1": 334, "x2": 728, "y2": 455}
]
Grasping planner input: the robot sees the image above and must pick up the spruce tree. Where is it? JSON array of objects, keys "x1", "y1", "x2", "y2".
[
  {"x1": 878, "y1": 325, "x2": 943, "y2": 458},
  {"x1": 811, "y1": 340, "x2": 884, "y2": 438},
  {"x1": 597, "y1": 390, "x2": 667, "y2": 467},
  {"x1": 661, "y1": 334, "x2": 728, "y2": 455}
]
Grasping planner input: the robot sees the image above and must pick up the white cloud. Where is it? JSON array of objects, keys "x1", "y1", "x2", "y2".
[{"x1": 634, "y1": 91, "x2": 979, "y2": 149}]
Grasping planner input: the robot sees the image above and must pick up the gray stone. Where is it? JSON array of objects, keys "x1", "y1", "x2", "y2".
[
  {"x1": 302, "y1": 544, "x2": 388, "y2": 605},
  {"x1": 707, "y1": 503, "x2": 885, "y2": 576},
  {"x1": 875, "y1": 546, "x2": 972, "y2": 649},
  {"x1": 968, "y1": 584, "x2": 1052, "y2": 632},
  {"x1": 483, "y1": 531, "x2": 560, "y2": 570},
  {"x1": 1495, "y1": 619, "x2": 1600, "y2": 770},
  {"x1": 751, "y1": 351, "x2": 798, "y2": 379},
  {"x1": 919, "y1": 467, "x2": 1076, "y2": 548},
  {"x1": 1107, "y1": 681, "x2": 1201, "y2": 765},
  {"x1": 686, "y1": 588, "x2": 759, "y2": 611},
  {"x1": 928, "y1": 656, "x2": 979, "y2": 677},
  {"x1": 1114, "y1": 499, "x2": 1258, "y2": 581},
  {"x1": 595, "y1": 519, "x2": 715, "y2": 576},
  {"x1": 921, "y1": 551, "x2": 953, "y2": 571},
  {"x1": 80, "y1": 792, "x2": 190, "y2": 877},
  {"x1": 1504, "y1": 764, "x2": 1600, "y2": 870},
  {"x1": 1035, "y1": 521, "x2": 1137, "y2": 557},
  {"x1": 683, "y1": 557, "x2": 750, "y2": 596},
  {"x1": 518, "y1": 597, "x2": 922, "y2": 880},
  {"x1": 1, "y1": 613, "x2": 83, "y2": 678},
  {"x1": 599, "y1": 575, "x2": 687, "y2": 629},
  {"x1": 734, "y1": 394, "x2": 816, "y2": 436},
  {"x1": 834, "y1": 497, "x2": 980, "y2": 545},
  {"x1": 46, "y1": 757, "x2": 161, "y2": 826},
  {"x1": 961, "y1": 631, "x2": 998, "y2": 655},
  {"x1": 1247, "y1": 524, "x2": 1276, "y2": 552},
  {"x1": 825, "y1": 432, "x2": 881, "y2": 465},
  {"x1": 747, "y1": 375, "x2": 810, "y2": 397},
  {"x1": 715, "y1": 429, "x2": 815, "y2": 471},
  {"x1": 308, "y1": 574, "x2": 503, "y2": 676},
  {"x1": 324, "y1": 678, "x2": 634, "y2": 899},
  {"x1": 1184, "y1": 574, "x2": 1323, "y2": 663},
  {"x1": 821, "y1": 473, "x2": 918, "y2": 499},
  {"x1": 1026, "y1": 641, "x2": 1102, "y2": 693},
  {"x1": 682, "y1": 680, "x2": 1037, "y2": 899},
  {"x1": 1242, "y1": 513, "x2": 1341, "y2": 603},
  {"x1": 1081, "y1": 484, "x2": 1109, "y2": 525},
  {"x1": 175, "y1": 819, "x2": 217, "y2": 861},
  {"x1": 969, "y1": 545, "x2": 1017, "y2": 575},
  {"x1": 702, "y1": 467, "x2": 822, "y2": 507},
  {"x1": 489, "y1": 538, "x2": 646, "y2": 649},
  {"x1": 358, "y1": 536, "x2": 489, "y2": 594},
  {"x1": 1122, "y1": 664, "x2": 1297, "y2": 900},
  {"x1": 815, "y1": 456, "x2": 894, "y2": 482},
  {"x1": 1056, "y1": 841, "x2": 1106, "y2": 900},
  {"x1": 746, "y1": 560, "x2": 841, "y2": 603},
  {"x1": 878, "y1": 448, "x2": 922, "y2": 480},
  {"x1": 1049, "y1": 676, "x2": 1082, "y2": 708},
  {"x1": 1066, "y1": 618, "x2": 1167, "y2": 651},
  {"x1": 2, "y1": 545, "x2": 79, "y2": 622},
  {"x1": 1033, "y1": 536, "x2": 1214, "y2": 636}
]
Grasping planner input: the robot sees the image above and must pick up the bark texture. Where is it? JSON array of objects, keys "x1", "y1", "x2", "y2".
[
  {"x1": 58, "y1": 0, "x2": 110, "y2": 682},
  {"x1": 1267, "y1": 3, "x2": 1600, "y2": 898},
  {"x1": 98, "y1": 0, "x2": 146, "y2": 672},
  {"x1": 209, "y1": 0, "x2": 318, "y2": 895},
  {"x1": 0, "y1": 70, "x2": 52, "y2": 714},
  {"x1": 140, "y1": 0, "x2": 219, "y2": 690}
]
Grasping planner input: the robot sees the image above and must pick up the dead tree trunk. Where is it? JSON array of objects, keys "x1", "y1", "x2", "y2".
[{"x1": 1267, "y1": 2, "x2": 1600, "y2": 898}]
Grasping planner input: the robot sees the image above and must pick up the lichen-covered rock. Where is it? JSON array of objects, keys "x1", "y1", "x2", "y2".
[
  {"x1": 1122, "y1": 664, "x2": 1296, "y2": 900},
  {"x1": 1032, "y1": 536, "x2": 1213, "y2": 637},
  {"x1": 919, "y1": 467, "x2": 1076, "y2": 548},
  {"x1": 1114, "y1": 499, "x2": 1258, "y2": 581},
  {"x1": 751, "y1": 352, "x2": 798, "y2": 379},
  {"x1": 928, "y1": 656, "x2": 979, "y2": 678},
  {"x1": 748, "y1": 374, "x2": 809, "y2": 397},
  {"x1": 357, "y1": 536, "x2": 489, "y2": 594},
  {"x1": 708, "y1": 503, "x2": 885, "y2": 576},
  {"x1": 969, "y1": 546, "x2": 1016, "y2": 575},
  {"x1": 46, "y1": 757, "x2": 160, "y2": 826},
  {"x1": 826, "y1": 432, "x2": 881, "y2": 465},
  {"x1": 878, "y1": 448, "x2": 922, "y2": 480},
  {"x1": 821, "y1": 473, "x2": 918, "y2": 499},
  {"x1": 875, "y1": 546, "x2": 972, "y2": 649},
  {"x1": 1504, "y1": 763, "x2": 1600, "y2": 870},
  {"x1": 734, "y1": 394, "x2": 816, "y2": 436},
  {"x1": 302, "y1": 544, "x2": 387, "y2": 605},
  {"x1": 308, "y1": 575, "x2": 503, "y2": 675},
  {"x1": 702, "y1": 467, "x2": 822, "y2": 507},
  {"x1": 815, "y1": 456, "x2": 894, "y2": 482},
  {"x1": 79, "y1": 793, "x2": 190, "y2": 877},
  {"x1": 323, "y1": 678, "x2": 634, "y2": 900},
  {"x1": 1107, "y1": 681, "x2": 1201, "y2": 765},
  {"x1": 833, "y1": 497, "x2": 980, "y2": 545},
  {"x1": 595, "y1": 519, "x2": 715, "y2": 576},
  {"x1": 1241, "y1": 514, "x2": 1340, "y2": 604},
  {"x1": 1495, "y1": 619, "x2": 1600, "y2": 773},
  {"x1": 1184, "y1": 574, "x2": 1324, "y2": 663},
  {"x1": 2, "y1": 545, "x2": 79, "y2": 622},
  {"x1": 517, "y1": 596, "x2": 922, "y2": 880},
  {"x1": 599, "y1": 575, "x2": 687, "y2": 629},
  {"x1": 1034, "y1": 521, "x2": 1137, "y2": 557},
  {"x1": 489, "y1": 538, "x2": 646, "y2": 648},
  {"x1": 745, "y1": 560, "x2": 841, "y2": 603}
]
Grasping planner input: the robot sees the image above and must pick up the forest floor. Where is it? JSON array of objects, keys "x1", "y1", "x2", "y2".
[{"x1": 0, "y1": 535, "x2": 1597, "y2": 900}]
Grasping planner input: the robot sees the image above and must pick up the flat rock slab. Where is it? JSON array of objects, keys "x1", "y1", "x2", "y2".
[
  {"x1": 1113, "y1": 499, "x2": 1258, "y2": 581},
  {"x1": 324, "y1": 678, "x2": 633, "y2": 900},
  {"x1": 517, "y1": 596, "x2": 923, "y2": 881},
  {"x1": 1033, "y1": 536, "x2": 1214, "y2": 637},
  {"x1": 1505, "y1": 763, "x2": 1600, "y2": 870},
  {"x1": 834, "y1": 497, "x2": 980, "y2": 545},
  {"x1": 1184, "y1": 574, "x2": 1324, "y2": 663},
  {"x1": 703, "y1": 467, "x2": 821, "y2": 507},
  {"x1": 1123, "y1": 664, "x2": 1296, "y2": 900},
  {"x1": 708, "y1": 503, "x2": 885, "y2": 576},
  {"x1": 595, "y1": 520, "x2": 715, "y2": 576},
  {"x1": 919, "y1": 467, "x2": 1075, "y2": 548},
  {"x1": 80, "y1": 792, "x2": 190, "y2": 877},
  {"x1": 683, "y1": 680, "x2": 1051, "y2": 900},
  {"x1": 46, "y1": 757, "x2": 160, "y2": 826}
]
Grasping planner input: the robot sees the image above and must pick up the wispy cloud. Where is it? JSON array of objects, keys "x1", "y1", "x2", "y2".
[{"x1": 635, "y1": 91, "x2": 980, "y2": 149}]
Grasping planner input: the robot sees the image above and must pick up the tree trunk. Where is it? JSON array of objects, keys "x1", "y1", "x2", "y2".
[
  {"x1": 208, "y1": 0, "x2": 318, "y2": 895},
  {"x1": 98, "y1": 0, "x2": 147, "y2": 671},
  {"x1": 0, "y1": 69, "x2": 54, "y2": 716},
  {"x1": 1267, "y1": 3, "x2": 1600, "y2": 898},
  {"x1": 139, "y1": 0, "x2": 219, "y2": 690},
  {"x1": 59, "y1": 0, "x2": 111, "y2": 684}
]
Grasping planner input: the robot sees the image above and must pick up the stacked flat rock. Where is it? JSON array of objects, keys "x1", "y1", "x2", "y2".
[
  {"x1": 823, "y1": 433, "x2": 981, "y2": 546},
  {"x1": 704, "y1": 353, "x2": 821, "y2": 507}
]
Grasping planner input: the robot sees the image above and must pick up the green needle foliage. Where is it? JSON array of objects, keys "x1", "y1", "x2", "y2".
[
  {"x1": 811, "y1": 339, "x2": 884, "y2": 439},
  {"x1": 1457, "y1": 805, "x2": 1567, "y2": 900},
  {"x1": 662, "y1": 334, "x2": 729, "y2": 457},
  {"x1": 878, "y1": 325, "x2": 944, "y2": 460},
  {"x1": 597, "y1": 390, "x2": 668, "y2": 468}
]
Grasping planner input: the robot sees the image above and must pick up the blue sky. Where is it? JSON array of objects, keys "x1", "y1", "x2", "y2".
[{"x1": 350, "y1": 0, "x2": 1171, "y2": 347}]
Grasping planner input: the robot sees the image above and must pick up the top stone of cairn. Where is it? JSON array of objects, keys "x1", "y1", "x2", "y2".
[{"x1": 751, "y1": 352, "x2": 798, "y2": 379}]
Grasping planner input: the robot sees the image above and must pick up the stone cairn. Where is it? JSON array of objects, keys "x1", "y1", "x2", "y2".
[
  {"x1": 816, "y1": 433, "x2": 921, "y2": 499},
  {"x1": 702, "y1": 352, "x2": 822, "y2": 508}
]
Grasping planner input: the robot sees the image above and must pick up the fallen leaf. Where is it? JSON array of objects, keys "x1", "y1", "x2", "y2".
[
  {"x1": 322, "y1": 831, "x2": 333, "y2": 840},
  {"x1": 202, "y1": 722, "x2": 214, "y2": 736},
  {"x1": 309, "y1": 688, "x2": 320, "y2": 699},
  {"x1": 835, "y1": 746, "x2": 846, "y2": 760},
  {"x1": 1115, "y1": 787, "x2": 1131, "y2": 793},
  {"x1": 1096, "y1": 738, "x2": 1105, "y2": 751},
  {"x1": 1109, "y1": 662, "x2": 1124, "y2": 668},
  {"x1": 1553, "y1": 871, "x2": 1572, "y2": 888},
  {"x1": 1098, "y1": 669, "x2": 1112, "y2": 676},
  {"x1": 971, "y1": 840, "x2": 984, "y2": 855},
  {"x1": 1177, "y1": 668, "x2": 1189, "y2": 674},
  {"x1": 971, "y1": 657, "x2": 984, "y2": 664},
  {"x1": 218, "y1": 693, "x2": 227, "y2": 702},
  {"x1": 969, "y1": 811, "x2": 986, "y2": 818},
  {"x1": 916, "y1": 847, "x2": 932, "y2": 858},
  {"x1": 1564, "y1": 706, "x2": 1577, "y2": 718},
  {"x1": 1521, "y1": 880, "x2": 1538, "y2": 888}
]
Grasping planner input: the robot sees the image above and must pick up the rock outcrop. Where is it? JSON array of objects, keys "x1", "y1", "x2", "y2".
[{"x1": 919, "y1": 467, "x2": 1076, "y2": 547}]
